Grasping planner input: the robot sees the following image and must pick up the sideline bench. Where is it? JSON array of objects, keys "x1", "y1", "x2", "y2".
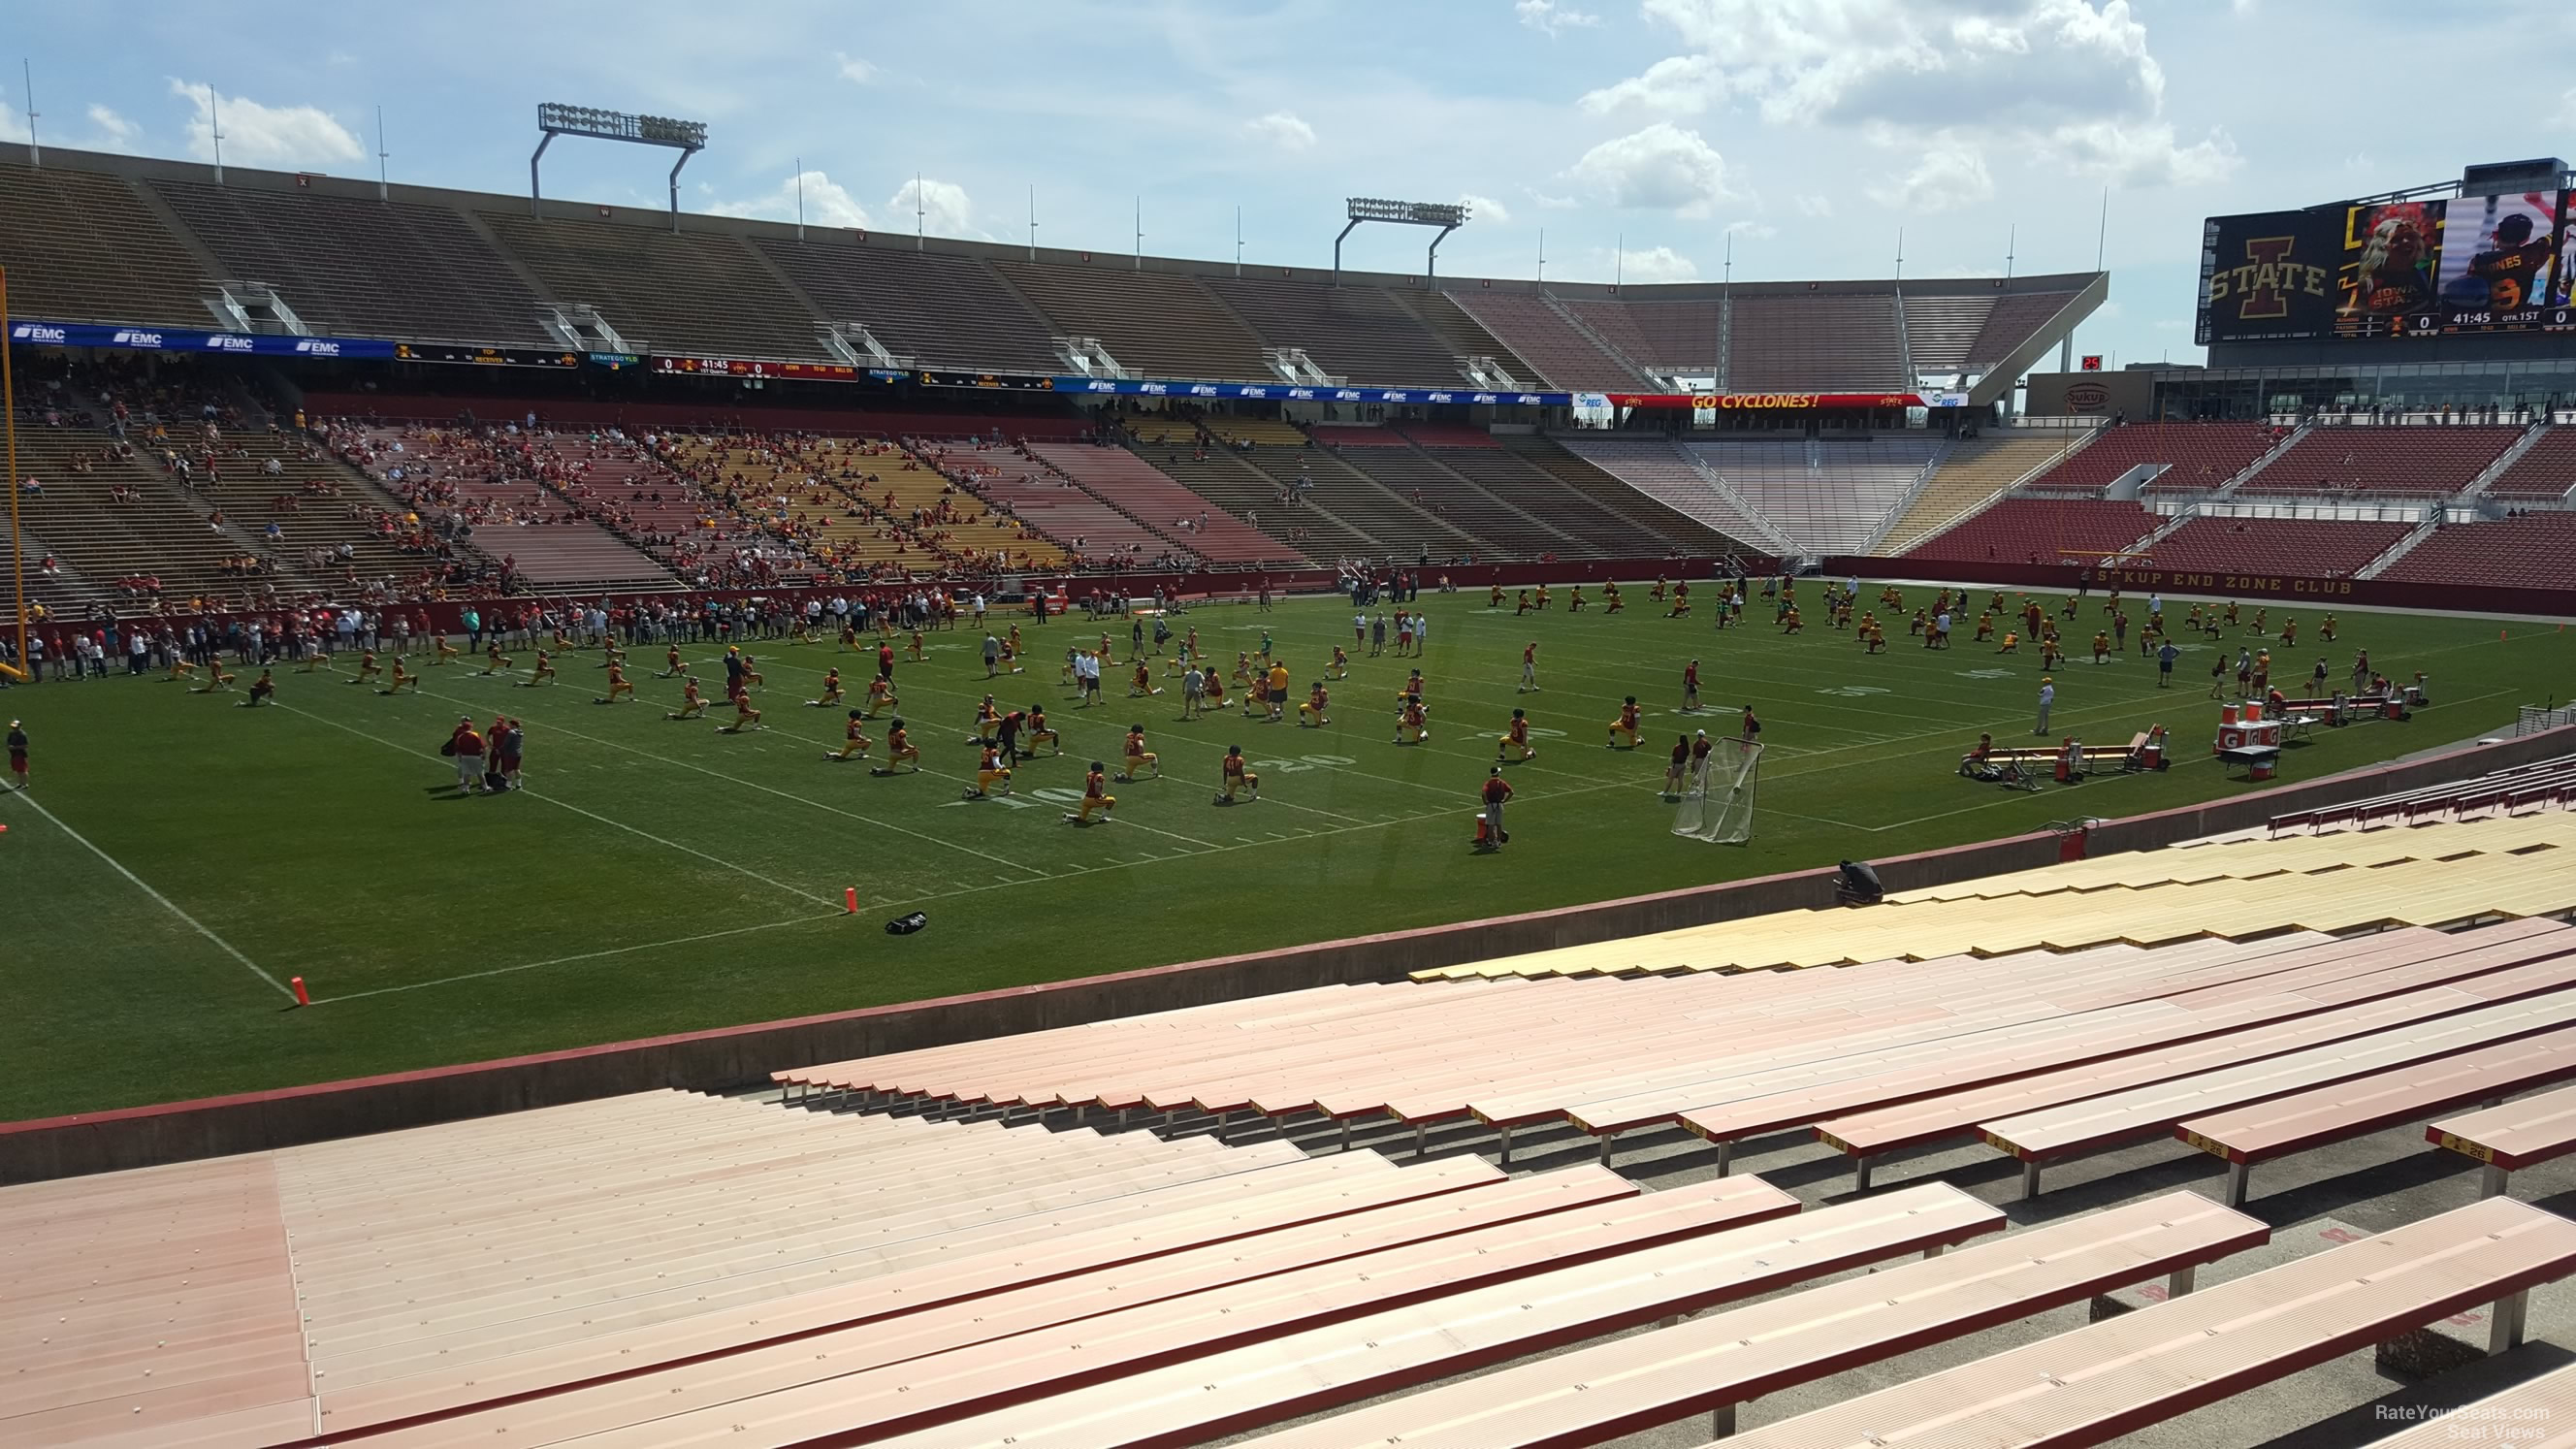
[
  {"x1": 2179, "y1": 1022, "x2": 2576, "y2": 1205},
  {"x1": 2431, "y1": 1079, "x2": 2576, "y2": 1200},
  {"x1": 1232, "y1": 1190, "x2": 2263, "y2": 1449},
  {"x1": 1717, "y1": 1196, "x2": 2576, "y2": 1449}
]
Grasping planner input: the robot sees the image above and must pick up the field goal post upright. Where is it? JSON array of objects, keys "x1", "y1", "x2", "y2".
[
  {"x1": 1674, "y1": 740, "x2": 1761, "y2": 844},
  {"x1": 0, "y1": 262, "x2": 24, "y2": 681}
]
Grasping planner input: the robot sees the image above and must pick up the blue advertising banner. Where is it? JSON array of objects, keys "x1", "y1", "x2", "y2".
[
  {"x1": 1051, "y1": 375, "x2": 1570, "y2": 407},
  {"x1": 8, "y1": 318, "x2": 398, "y2": 359}
]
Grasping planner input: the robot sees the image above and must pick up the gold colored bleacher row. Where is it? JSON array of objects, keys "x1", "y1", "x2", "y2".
[{"x1": 1414, "y1": 813, "x2": 2576, "y2": 982}]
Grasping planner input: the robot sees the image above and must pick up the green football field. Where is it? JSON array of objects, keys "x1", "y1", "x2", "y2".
[{"x1": 3, "y1": 582, "x2": 2567, "y2": 1122}]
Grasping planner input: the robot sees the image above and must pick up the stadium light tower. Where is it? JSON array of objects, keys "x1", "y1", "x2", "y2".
[
  {"x1": 1334, "y1": 197, "x2": 1467, "y2": 284},
  {"x1": 531, "y1": 103, "x2": 708, "y2": 232}
]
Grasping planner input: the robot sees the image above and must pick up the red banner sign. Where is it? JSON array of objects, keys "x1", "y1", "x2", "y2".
[{"x1": 1602, "y1": 392, "x2": 1926, "y2": 410}]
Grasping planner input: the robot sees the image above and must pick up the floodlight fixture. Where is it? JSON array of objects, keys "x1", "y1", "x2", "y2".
[
  {"x1": 1334, "y1": 196, "x2": 1469, "y2": 283},
  {"x1": 531, "y1": 103, "x2": 709, "y2": 231}
]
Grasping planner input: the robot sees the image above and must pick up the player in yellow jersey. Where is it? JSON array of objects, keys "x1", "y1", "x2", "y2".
[
  {"x1": 2319, "y1": 612, "x2": 2338, "y2": 643},
  {"x1": 1298, "y1": 681, "x2": 1331, "y2": 727},
  {"x1": 1666, "y1": 581, "x2": 1690, "y2": 618},
  {"x1": 1267, "y1": 661, "x2": 1291, "y2": 722},
  {"x1": 1120, "y1": 723, "x2": 1160, "y2": 780},
  {"x1": 601, "y1": 641, "x2": 627, "y2": 671},
  {"x1": 1396, "y1": 693, "x2": 1431, "y2": 745},
  {"x1": 1602, "y1": 580, "x2": 1624, "y2": 614},
  {"x1": 864, "y1": 675, "x2": 897, "y2": 717},
  {"x1": 1327, "y1": 645, "x2": 1349, "y2": 680},
  {"x1": 352, "y1": 649, "x2": 382, "y2": 686},
  {"x1": 1499, "y1": 707, "x2": 1537, "y2": 763},
  {"x1": 598, "y1": 662, "x2": 634, "y2": 703},
  {"x1": 433, "y1": 634, "x2": 462, "y2": 665},
  {"x1": 967, "y1": 743, "x2": 1013, "y2": 798},
  {"x1": 838, "y1": 620, "x2": 860, "y2": 652},
  {"x1": 973, "y1": 693, "x2": 1002, "y2": 743},
  {"x1": 1609, "y1": 694, "x2": 1642, "y2": 749},
  {"x1": 384, "y1": 658, "x2": 418, "y2": 694},
  {"x1": 666, "y1": 676, "x2": 709, "y2": 720},
  {"x1": 908, "y1": 628, "x2": 927, "y2": 661},
  {"x1": 1026, "y1": 703, "x2": 1060, "y2": 756},
  {"x1": 522, "y1": 650, "x2": 558, "y2": 687},
  {"x1": 166, "y1": 654, "x2": 198, "y2": 682},
  {"x1": 1244, "y1": 669, "x2": 1270, "y2": 720},
  {"x1": 1069, "y1": 761, "x2": 1115, "y2": 824},
  {"x1": 1567, "y1": 585, "x2": 1587, "y2": 612},
  {"x1": 809, "y1": 667, "x2": 846, "y2": 707},
  {"x1": 874, "y1": 720, "x2": 921, "y2": 774},
  {"x1": 824, "y1": 709, "x2": 873, "y2": 760},
  {"x1": 481, "y1": 641, "x2": 514, "y2": 675},
  {"x1": 656, "y1": 643, "x2": 684, "y2": 677},
  {"x1": 193, "y1": 664, "x2": 238, "y2": 693},
  {"x1": 720, "y1": 690, "x2": 763, "y2": 733},
  {"x1": 1130, "y1": 660, "x2": 1162, "y2": 696},
  {"x1": 1216, "y1": 744, "x2": 1259, "y2": 803}
]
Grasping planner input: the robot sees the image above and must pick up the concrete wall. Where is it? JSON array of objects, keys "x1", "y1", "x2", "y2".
[{"x1": 5, "y1": 724, "x2": 2567, "y2": 1184}]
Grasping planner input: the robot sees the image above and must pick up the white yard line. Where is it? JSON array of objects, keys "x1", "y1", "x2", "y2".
[
  {"x1": 390, "y1": 680, "x2": 1049, "y2": 880},
  {"x1": 1, "y1": 788, "x2": 296, "y2": 1001},
  {"x1": 311, "y1": 912, "x2": 849, "y2": 1003},
  {"x1": 277, "y1": 702, "x2": 840, "y2": 907}
]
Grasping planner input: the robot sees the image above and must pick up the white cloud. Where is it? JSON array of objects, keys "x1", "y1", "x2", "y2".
[
  {"x1": 1869, "y1": 143, "x2": 1994, "y2": 213},
  {"x1": 1792, "y1": 192, "x2": 1835, "y2": 217},
  {"x1": 1242, "y1": 111, "x2": 1316, "y2": 151},
  {"x1": 1459, "y1": 192, "x2": 1511, "y2": 227},
  {"x1": 1566, "y1": 122, "x2": 1730, "y2": 217},
  {"x1": 0, "y1": 87, "x2": 25, "y2": 145},
  {"x1": 891, "y1": 175, "x2": 985, "y2": 240},
  {"x1": 1579, "y1": 54, "x2": 1720, "y2": 115},
  {"x1": 1523, "y1": 186, "x2": 1581, "y2": 210},
  {"x1": 2044, "y1": 119, "x2": 2238, "y2": 186},
  {"x1": 1516, "y1": 0, "x2": 1601, "y2": 36},
  {"x1": 83, "y1": 105, "x2": 141, "y2": 153},
  {"x1": 168, "y1": 80, "x2": 363, "y2": 167},
  {"x1": 1607, "y1": 244, "x2": 1699, "y2": 283},
  {"x1": 833, "y1": 51, "x2": 877, "y2": 84},
  {"x1": 711, "y1": 169, "x2": 872, "y2": 228},
  {"x1": 1724, "y1": 220, "x2": 1778, "y2": 241},
  {"x1": 1596, "y1": 1, "x2": 2224, "y2": 212}
]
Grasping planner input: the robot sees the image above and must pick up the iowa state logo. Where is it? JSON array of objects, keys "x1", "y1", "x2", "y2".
[{"x1": 2210, "y1": 236, "x2": 2331, "y2": 319}]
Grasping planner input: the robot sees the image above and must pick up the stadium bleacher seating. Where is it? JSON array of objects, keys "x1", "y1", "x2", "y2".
[
  {"x1": 2238, "y1": 422, "x2": 2524, "y2": 497},
  {"x1": 1120, "y1": 420, "x2": 1391, "y2": 561},
  {"x1": 1440, "y1": 292, "x2": 1649, "y2": 390},
  {"x1": 2146, "y1": 513, "x2": 2413, "y2": 577},
  {"x1": 1897, "y1": 291, "x2": 1997, "y2": 376},
  {"x1": 2029, "y1": 421, "x2": 2278, "y2": 494},
  {"x1": 1198, "y1": 278, "x2": 1463, "y2": 385},
  {"x1": 334, "y1": 426, "x2": 678, "y2": 590},
  {"x1": 1023, "y1": 442, "x2": 1304, "y2": 565},
  {"x1": 1873, "y1": 432, "x2": 2076, "y2": 554},
  {"x1": 2270, "y1": 753, "x2": 2576, "y2": 834},
  {"x1": 1398, "y1": 290, "x2": 1539, "y2": 386},
  {"x1": 0, "y1": 160, "x2": 210, "y2": 325},
  {"x1": 480, "y1": 212, "x2": 826, "y2": 361},
  {"x1": 1964, "y1": 287, "x2": 2085, "y2": 368},
  {"x1": 1500, "y1": 435, "x2": 1758, "y2": 557},
  {"x1": 1210, "y1": 419, "x2": 1489, "y2": 559},
  {"x1": 526, "y1": 430, "x2": 820, "y2": 587},
  {"x1": 1558, "y1": 436, "x2": 1790, "y2": 553},
  {"x1": 148, "y1": 180, "x2": 555, "y2": 345},
  {"x1": 1585, "y1": 297, "x2": 1723, "y2": 372},
  {"x1": 988, "y1": 262, "x2": 1274, "y2": 381},
  {"x1": 1687, "y1": 437, "x2": 1940, "y2": 556},
  {"x1": 2485, "y1": 424, "x2": 2576, "y2": 499},
  {"x1": 752, "y1": 239, "x2": 1063, "y2": 373},
  {"x1": 2375, "y1": 509, "x2": 2576, "y2": 589},
  {"x1": 1726, "y1": 294, "x2": 1907, "y2": 391},
  {"x1": 2431, "y1": 1082, "x2": 2576, "y2": 1199},
  {"x1": 1898, "y1": 496, "x2": 2156, "y2": 565},
  {"x1": 1310, "y1": 431, "x2": 1583, "y2": 558}
]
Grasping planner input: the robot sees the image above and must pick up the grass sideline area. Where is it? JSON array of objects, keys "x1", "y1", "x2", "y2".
[{"x1": 2, "y1": 582, "x2": 2566, "y2": 1122}]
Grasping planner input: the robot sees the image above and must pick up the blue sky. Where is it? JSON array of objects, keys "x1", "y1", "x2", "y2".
[{"x1": 8, "y1": 0, "x2": 2572, "y2": 374}]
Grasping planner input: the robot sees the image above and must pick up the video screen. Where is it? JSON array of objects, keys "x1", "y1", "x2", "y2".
[
  {"x1": 2334, "y1": 200, "x2": 2444, "y2": 338},
  {"x1": 2430, "y1": 190, "x2": 2564, "y2": 329},
  {"x1": 2196, "y1": 209, "x2": 2341, "y2": 344}
]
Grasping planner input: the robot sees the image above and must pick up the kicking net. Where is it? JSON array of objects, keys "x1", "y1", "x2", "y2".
[{"x1": 1674, "y1": 740, "x2": 1761, "y2": 844}]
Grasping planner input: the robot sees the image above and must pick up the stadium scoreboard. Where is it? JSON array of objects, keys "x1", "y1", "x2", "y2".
[{"x1": 2198, "y1": 176, "x2": 2576, "y2": 345}]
